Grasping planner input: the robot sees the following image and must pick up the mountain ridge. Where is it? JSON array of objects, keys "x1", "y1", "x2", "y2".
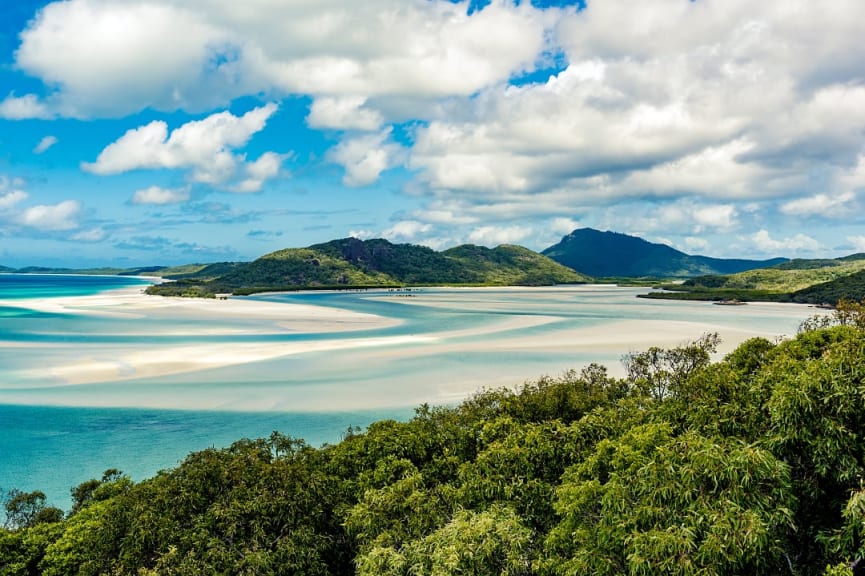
[
  {"x1": 147, "y1": 237, "x2": 591, "y2": 297},
  {"x1": 542, "y1": 228, "x2": 787, "y2": 278}
]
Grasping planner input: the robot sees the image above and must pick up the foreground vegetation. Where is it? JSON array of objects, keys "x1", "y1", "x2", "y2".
[
  {"x1": 4, "y1": 302, "x2": 865, "y2": 575},
  {"x1": 147, "y1": 238, "x2": 590, "y2": 297}
]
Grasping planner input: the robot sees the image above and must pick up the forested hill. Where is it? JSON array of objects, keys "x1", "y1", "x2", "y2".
[
  {"x1": 542, "y1": 228, "x2": 786, "y2": 278},
  {"x1": 641, "y1": 253, "x2": 865, "y2": 305},
  {"x1": 148, "y1": 237, "x2": 590, "y2": 296},
  {"x1": 4, "y1": 304, "x2": 865, "y2": 574}
]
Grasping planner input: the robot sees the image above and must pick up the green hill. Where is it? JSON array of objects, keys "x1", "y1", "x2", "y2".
[
  {"x1": 542, "y1": 228, "x2": 786, "y2": 278},
  {"x1": 148, "y1": 237, "x2": 590, "y2": 296},
  {"x1": 681, "y1": 256, "x2": 865, "y2": 293},
  {"x1": 792, "y1": 269, "x2": 865, "y2": 304},
  {"x1": 640, "y1": 255, "x2": 865, "y2": 305}
]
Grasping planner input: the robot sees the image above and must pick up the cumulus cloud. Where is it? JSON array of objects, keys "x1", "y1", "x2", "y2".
[
  {"x1": 548, "y1": 217, "x2": 582, "y2": 236},
  {"x1": 397, "y1": 0, "x2": 865, "y2": 239},
  {"x1": 307, "y1": 97, "x2": 383, "y2": 131},
  {"x1": 0, "y1": 93, "x2": 53, "y2": 120},
  {"x1": 33, "y1": 136, "x2": 59, "y2": 154},
  {"x1": 780, "y1": 191, "x2": 857, "y2": 218},
  {"x1": 467, "y1": 225, "x2": 532, "y2": 246},
  {"x1": 233, "y1": 152, "x2": 287, "y2": 193},
  {"x1": 0, "y1": 189, "x2": 28, "y2": 211},
  {"x1": 19, "y1": 200, "x2": 80, "y2": 231},
  {"x1": 15, "y1": 1, "x2": 227, "y2": 116},
  {"x1": 383, "y1": 220, "x2": 433, "y2": 242},
  {"x1": 130, "y1": 186, "x2": 191, "y2": 205},
  {"x1": 683, "y1": 237, "x2": 710, "y2": 254},
  {"x1": 84, "y1": 104, "x2": 279, "y2": 188},
  {"x1": 328, "y1": 129, "x2": 402, "y2": 186},
  {"x1": 751, "y1": 229, "x2": 822, "y2": 254},
  {"x1": 847, "y1": 236, "x2": 865, "y2": 253},
  {"x1": 14, "y1": 0, "x2": 552, "y2": 118}
]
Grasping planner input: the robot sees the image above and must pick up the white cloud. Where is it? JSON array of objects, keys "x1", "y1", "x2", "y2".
[
  {"x1": 130, "y1": 186, "x2": 191, "y2": 205},
  {"x1": 467, "y1": 225, "x2": 532, "y2": 246},
  {"x1": 780, "y1": 191, "x2": 857, "y2": 218},
  {"x1": 307, "y1": 97, "x2": 383, "y2": 131},
  {"x1": 33, "y1": 136, "x2": 59, "y2": 154},
  {"x1": 683, "y1": 237, "x2": 709, "y2": 254},
  {"x1": 692, "y1": 204, "x2": 738, "y2": 232},
  {"x1": 14, "y1": 0, "x2": 553, "y2": 117},
  {"x1": 348, "y1": 229, "x2": 377, "y2": 240},
  {"x1": 397, "y1": 0, "x2": 865, "y2": 237},
  {"x1": 751, "y1": 229, "x2": 822, "y2": 254},
  {"x1": 84, "y1": 104, "x2": 278, "y2": 187},
  {"x1": 19, "y1": 200, "x2": 80, "y2": 231},
  {"x1": 549, "y1": 217, "x2": 581, "y2": 236},
  {"x1": 71, "y1": 228, "x2": 106, "y2": 242},
  {"x1": 0, "y1": 190, "x2": 28, "y2": 211},
  {"x1": 233, "y1": 152, "x2": 286, "y2": 193},
  {"x1": 847, "y1": 236, "x2": 865, "y2": 253},
  {"x1": 15, "y1": 1, "x2": 226, "y2": 116},
  {"x1": 0, "y1": 93, "x2": 53, "y2": 120},
  {"x1": 328, "y1": 128, "x2": 402, "y2": 186},
  {"x1": 383, "y1": 220, "x2": 432, "y2": 242}
]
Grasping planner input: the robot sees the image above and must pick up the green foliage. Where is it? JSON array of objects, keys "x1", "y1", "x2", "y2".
[
  {"x1": 622, "y1": 332, "x2": 720, "y2": 400},
  {"x1": 357, "y1": 505, "x2": 533, "y2": 576},
  {"x1": 147, "y1": 237, "x2": 588, "y2": 297},
  {"x1": 794, "y1": 270, "x2": 865, "y2": 305},
  {"x1": 2, "y1": 491, "x2": 62, "y2": 531},
  {"x1": 546, "y1": 424, "x2": 794, "y2": 575},
  {"x1": 8, "y1": 326, "x2": 865, "y2": 574},
  {"x1": 650, "y1": 257, "x2": 865, "y2": 305}
]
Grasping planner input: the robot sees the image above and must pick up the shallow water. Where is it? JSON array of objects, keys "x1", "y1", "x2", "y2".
[{"x1": 0, "y1": 275, "x2": 818, "y2": 508}]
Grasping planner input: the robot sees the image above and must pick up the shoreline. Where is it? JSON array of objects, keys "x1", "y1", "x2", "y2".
[{"x1": 0, "y1": 284, "x2": 823, "y2": 412}]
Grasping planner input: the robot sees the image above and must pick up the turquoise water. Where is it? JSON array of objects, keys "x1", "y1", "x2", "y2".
[{"x1": 0, "y1": 275, "x2": 817, "y2": 509}]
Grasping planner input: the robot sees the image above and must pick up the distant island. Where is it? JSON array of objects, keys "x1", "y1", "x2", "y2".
[
  {"x1": 542, "y1": 228, "x2": 787, "y2": 277},
  {"x1": 5, "y1": 228, "x2": 865, "y2": 305},
  {"x1": 640, "y1": 254, "x2": 865, "y2": 306},
  {"x1": 145, "y1": 237, "x2": 591, "y2": 297}
]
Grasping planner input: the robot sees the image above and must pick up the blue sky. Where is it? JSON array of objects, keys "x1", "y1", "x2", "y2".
[{"x1": 1, "y1": 0, "x2": 864, "y2": 267}]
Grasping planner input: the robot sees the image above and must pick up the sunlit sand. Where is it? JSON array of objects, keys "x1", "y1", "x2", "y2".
[{"x1": 0, "y1": 286, "x2": 822, "y2": 411}]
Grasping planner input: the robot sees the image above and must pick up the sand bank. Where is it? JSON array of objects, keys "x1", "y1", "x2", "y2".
[
  {"x1": 0, "y1": 286, "x2": 822, "y2": 411},
  {"x1": 0, "y1": 287, "x2": 401, "y2": 334}
]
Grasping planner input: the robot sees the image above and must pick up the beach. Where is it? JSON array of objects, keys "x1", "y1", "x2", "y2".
[{"x1": 0, "y1": 285, "x2": 823, "y2": 411}]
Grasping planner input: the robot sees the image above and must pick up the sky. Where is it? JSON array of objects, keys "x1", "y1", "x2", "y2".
[{"x1": 1, "y1": 0, "x2": 864, "y2": 267}]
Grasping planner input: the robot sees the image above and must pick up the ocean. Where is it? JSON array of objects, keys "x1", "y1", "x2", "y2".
[{"x1": 0, "y1": 274, "x2": 817, "y2": 509}]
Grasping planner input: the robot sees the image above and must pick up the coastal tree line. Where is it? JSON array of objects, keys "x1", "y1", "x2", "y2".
[{"x1": 3, "y1": 300, "x2": 865, "y2": 575}]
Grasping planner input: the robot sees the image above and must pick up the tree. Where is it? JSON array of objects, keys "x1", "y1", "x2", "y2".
[
  {"x1": 3, "y1": 490, "x2": 62, "y2": 530},
  {"x1": 545, "y1": 423, "x2": 794, "y2": 575},
  {"x1": 358, "y1": 505, "x2": 533, "y2": 576},
  {"x1": 622, "y1": 333, "x2": 720, "y2": 400}
]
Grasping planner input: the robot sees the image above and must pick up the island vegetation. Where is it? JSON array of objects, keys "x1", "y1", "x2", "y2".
[
  {"x1": 3, "y1": 301, "x2": 865, "y2": 575},
  {"x1": 145, "y1": 238, "x2": 591, "y2": 297},
  {"x1": 640, "y1": 254, "x2": 865, "y2": 306}
]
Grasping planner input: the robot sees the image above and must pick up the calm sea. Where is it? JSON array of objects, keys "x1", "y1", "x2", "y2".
[{"x1": 0, "y1": 274, "x2": 815, "y2": 509}]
